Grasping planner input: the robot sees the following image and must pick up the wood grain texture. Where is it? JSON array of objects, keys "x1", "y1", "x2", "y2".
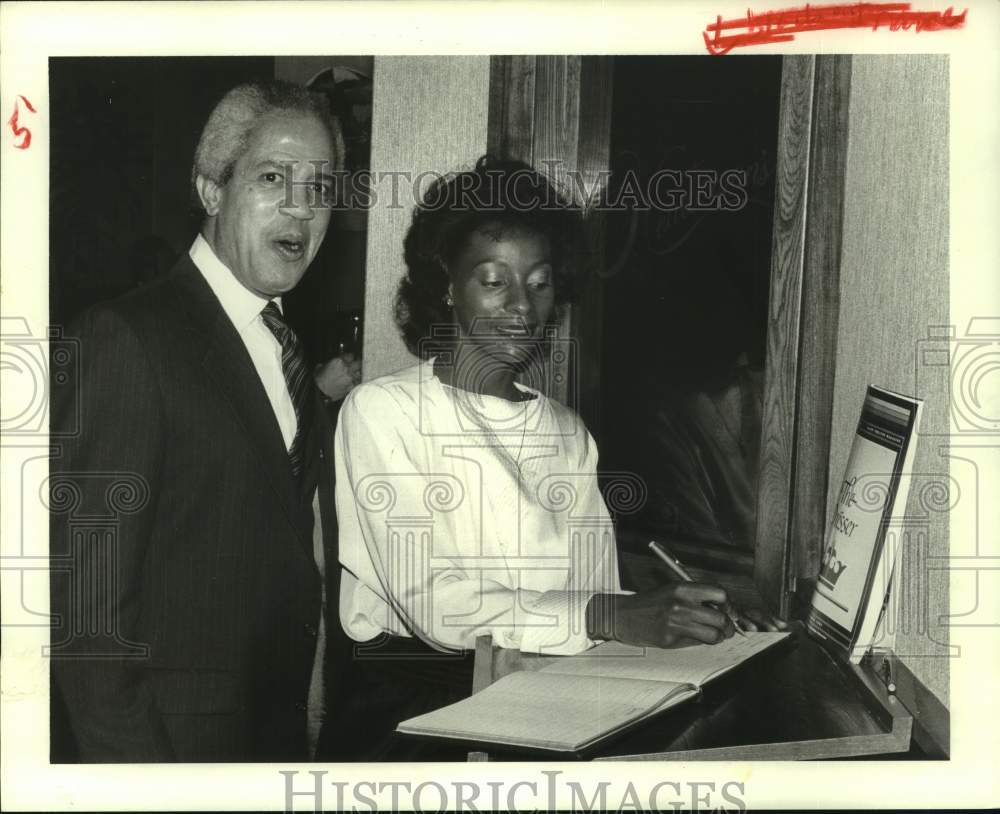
[
  {"x1": 488, "y1": 56, "x2": 610, "y2": 409},
  {"x1": 362, "y1": 57, "x2": 490, "y2": 381},
  {"x1": 570, "y1": 56, "x2": 615, "y2": 437},
  {"x1": 599, "y1": 728, "x2": 911, "y2": 761},
  {"x1": 468, "y1": 625, "x2": 914, "y2": 761},
  {"x1": 471, "y1": 635, "x2": 494, "y2": 695},
  {"x1": 790, "y1": 55, "x2": 853, "y2": 581},
  {"x1": 754, "y1": 56, "x2": 815, "y2": 618},
  {"x1": 531, "y1": 56, "x2": 581, "y2": 173},
  {"x1": 466, "y1": 635, "x2": 496, "y2": 760},
  {"x1": 830, "y1": 55, "x2": 950, "y2": 709},
  {"x1": 487, "y1": 55, "x2": 536, "y2": 161},
  {"x1": 869, "y1": 651, "x2": 949, "y2": 757},
  {"x1": 532, "y1": 57, "x2": 582, "y2": 407}
]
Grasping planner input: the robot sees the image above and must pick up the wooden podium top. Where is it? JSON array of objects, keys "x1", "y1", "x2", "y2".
[{"x1": 467, "y1": 622, "x2": 916, "y2": 762}]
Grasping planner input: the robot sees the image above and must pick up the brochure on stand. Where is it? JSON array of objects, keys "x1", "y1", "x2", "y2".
[{"x1": 806, "y1": 386, "x2": 923, "y2": 664}]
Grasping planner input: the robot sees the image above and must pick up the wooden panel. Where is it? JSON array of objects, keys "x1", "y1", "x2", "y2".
[
  {"x1": 571, "y1": 56, "x2": 615, "y2": 436},
  {"x1": 487, "y1": 55, "x2": 536, "y2": 161},
  {"x1": 753, "y1": 56, "x2": 815, "y2": 617},
  {"x1": 468, "y1": 627, "x2": 914, "y2": 761},
  {"x1": 600, "y1": 728, "x2": 910, "y2": 761},
  {"x1": 531, "y1": 56, "x2": 581, "y2": 177},
  {"x1": 471, "y1": 635, "x2": 494, "y2": 695},
  {"x1": 830, "y1": 54, "x2": 950, "y2": 708},
  {"x1": 488, "y1": 56, "x2": 606, "y2": 408},
  {"x1": 532, "y1": 56, "x2": 582, "y2": 407},
  {"x1": 467, "y1": 635, "x2": 495, "y2": 760},
  {"x1": 362, "y1": 57, "x2": 490, "y2": 380},
  {"x1": 790, "y1": 55, "x2": 853, "y2": 581},
  {"x1": 869, "y1": 651, "x2": 949, "y2": 757}
]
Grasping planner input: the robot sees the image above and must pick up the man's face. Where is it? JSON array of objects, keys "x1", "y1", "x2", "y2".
[{"x1": 200, "y1": 113, "x2": 335, "y2": 298}]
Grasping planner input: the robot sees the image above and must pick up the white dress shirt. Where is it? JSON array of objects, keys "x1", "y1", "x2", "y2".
[
  {"x1": 189, "y1": 235, "x2": 325, "y2": 756},
  {"x1": 189, "y1": 234, "x2": 297, "y2": 450},
  {"x1": 335, "y1": 360, "x2": 622, "y2": 657}
]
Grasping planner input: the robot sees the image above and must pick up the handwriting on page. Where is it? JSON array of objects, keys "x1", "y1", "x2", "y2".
[{"x1": 703, "y1": 3, "x2": 968, "y2": 55}]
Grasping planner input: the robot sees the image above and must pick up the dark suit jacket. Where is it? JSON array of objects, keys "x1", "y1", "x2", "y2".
[{"x1": 50, "y1": 255, "x2": 341, "y2": 762}]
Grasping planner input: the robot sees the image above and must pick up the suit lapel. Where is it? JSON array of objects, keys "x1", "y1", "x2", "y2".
[
  {"x1": 171, "y1": 256, "x2": 301, "y2": 535},
  {"x1": 315, "y1": 396, "x2": 338, "y2": 560}
]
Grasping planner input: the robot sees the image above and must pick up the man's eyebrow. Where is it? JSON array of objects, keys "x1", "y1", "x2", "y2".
[
  {"x1": 251, "y1": 159, "x2": 336, "y2": 182},
  {"x1": 251, "y1": 159, "x2": 296, "y2": 172}
]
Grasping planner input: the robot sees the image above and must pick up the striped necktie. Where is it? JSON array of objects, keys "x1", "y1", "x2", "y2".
[{"x1": 260, "y1": 301, "x2": 313, "y2": 478}]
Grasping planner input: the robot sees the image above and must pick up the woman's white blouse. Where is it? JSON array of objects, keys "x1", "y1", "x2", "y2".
[{"x1": 334, "y1": 360, "x2": 621, "y2": 655}]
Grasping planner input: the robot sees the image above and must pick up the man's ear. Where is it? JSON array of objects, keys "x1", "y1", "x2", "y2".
[{"x1": 195, "y1": 174, "x2": 223, "y2": 217}]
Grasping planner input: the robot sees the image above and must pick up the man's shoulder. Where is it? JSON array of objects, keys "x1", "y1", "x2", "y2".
[{"x1": 69, "y1": 256, "x2": 204, "y2": 338}]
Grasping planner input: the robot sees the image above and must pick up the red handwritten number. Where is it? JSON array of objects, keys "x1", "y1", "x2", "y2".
[{"x1": 8, "y1": 95, "x2": 37, "y2": 150}]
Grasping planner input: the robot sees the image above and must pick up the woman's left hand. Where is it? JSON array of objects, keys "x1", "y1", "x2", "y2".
[{"x1": 731, "y1": 605, "x2": 789, "y2": 632}]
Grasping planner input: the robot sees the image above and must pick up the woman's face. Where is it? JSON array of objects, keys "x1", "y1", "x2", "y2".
[{"x1": 447, "y1": 225, "x2": 556, "y2": 369}]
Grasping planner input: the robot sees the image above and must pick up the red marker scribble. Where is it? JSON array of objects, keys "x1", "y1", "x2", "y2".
[
  {"x1": 8, "y1": 95, "x2": 37, "y2": 150},
  {"x1": 704, "y1": 2, "x2": 967, "y2": 55}
]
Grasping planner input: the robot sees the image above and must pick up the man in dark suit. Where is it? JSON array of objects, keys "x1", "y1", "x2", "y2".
[{"x1": 50, "y1": 80, "x2": 345, "y2": 762}]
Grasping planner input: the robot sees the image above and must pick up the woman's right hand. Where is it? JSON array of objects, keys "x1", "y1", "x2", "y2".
[{"x1": 586, "y1": 584, "x2": 735, "y2": 648}]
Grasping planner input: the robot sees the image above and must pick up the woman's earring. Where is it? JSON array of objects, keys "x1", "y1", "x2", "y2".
[{"x1": 444, "y1": 295, "x2": 454, "y2": 308}]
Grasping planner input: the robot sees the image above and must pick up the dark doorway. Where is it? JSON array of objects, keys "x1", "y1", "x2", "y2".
[{"x1": 599, "y1": 56, "x2": 783, "y2": 566}]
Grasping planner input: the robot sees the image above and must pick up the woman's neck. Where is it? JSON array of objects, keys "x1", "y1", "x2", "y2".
[{"x1": 433, "y1": 348, "x2": 524, "y2": 402}]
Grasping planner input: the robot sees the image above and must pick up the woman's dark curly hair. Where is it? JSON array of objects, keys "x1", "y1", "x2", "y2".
[{"x1": 395, "y1": 154, "x2": 581, "y2": 359}]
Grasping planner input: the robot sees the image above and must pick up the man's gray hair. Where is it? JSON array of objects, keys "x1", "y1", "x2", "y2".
[{"x1": 191, "y1": 79, "x2": 345, "y2": 210}]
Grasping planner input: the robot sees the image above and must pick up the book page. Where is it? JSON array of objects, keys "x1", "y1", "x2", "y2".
[
  {"x1": 397, "y1": 670, "x2": 696, "y2": 751},
  {"x1": 541, "y1": 632, "x2": 790, "y2": 686}
]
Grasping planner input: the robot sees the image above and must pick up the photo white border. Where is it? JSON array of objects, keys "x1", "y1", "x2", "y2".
[{"x1": 2, "y1": 0, "x2": 998, "y2": 809}]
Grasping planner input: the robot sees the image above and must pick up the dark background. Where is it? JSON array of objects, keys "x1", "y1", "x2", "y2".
[
  {"x1": 48, "y1": 56, "x2": 368, "y2": 366},
  {"x1": 601, "y1": 55, "x2": 781, "y2": 405},
  {"x1": 598, "y1": 55, "x2": 783, "y2": 547}
]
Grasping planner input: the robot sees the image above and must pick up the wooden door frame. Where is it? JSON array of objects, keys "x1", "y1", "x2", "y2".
[
  {"x1": 486, "y1": 54, "x2": 852, "y2": 618},
  {"x1": 753, "y1": 54, "x2": 852, "y2": 617},
  {"x1": 486, "y1": 55, "x2": 613, "y2": 427}
]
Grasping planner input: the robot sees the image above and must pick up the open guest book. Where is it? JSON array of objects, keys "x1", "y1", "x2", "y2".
[{"x1": 397, "y1": 632, "x2": 789, "y2": 752}]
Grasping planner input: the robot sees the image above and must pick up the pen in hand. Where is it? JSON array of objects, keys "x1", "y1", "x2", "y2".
[{"x1": 648, "y1": 540, "x2": 747, "y2": 637}]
